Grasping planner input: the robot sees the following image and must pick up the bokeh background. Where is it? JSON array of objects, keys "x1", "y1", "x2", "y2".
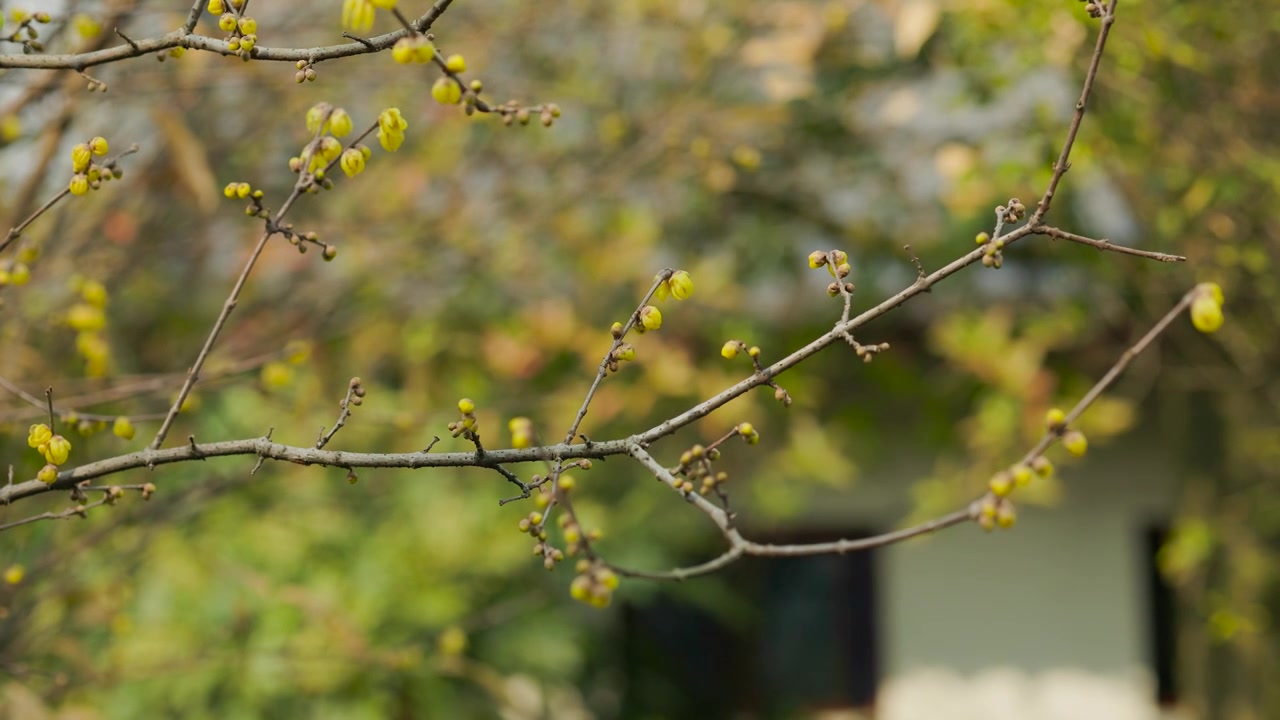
[{"x1": 0, "y1": 0, "x2": 1276, "y2": 718}]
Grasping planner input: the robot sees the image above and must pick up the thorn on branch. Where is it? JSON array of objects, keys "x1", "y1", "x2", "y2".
[
  {"x1": 114, "y1": 28, "x2": 139, "y2": 51},
  {"x1": 422, "y1": 436, "x2": 441, "y2": 453},
  {"x1": 904, "y1": 244, "x2": 927, "y2": 282},
  {"x1": 342, "y1": 32, "x2": 375, "y2": 49}
]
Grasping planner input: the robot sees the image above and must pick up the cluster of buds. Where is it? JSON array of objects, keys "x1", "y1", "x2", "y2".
[
  {"x1": 5, "y1": 9, "x2": 51, "y2": 53},
  {"x1": 28, "y1": 423, "x2": 71, "y2": 483},
  {"x1": 294, "y1": 59, "x2": 318, "y2": 83},
  {"x1": 508, "y1": 417, "x2": 535, "y2": 449},
  {"x1": 532, "y1": 538, "x2": 565, "y2": 570},
  {"x1": 517, "y1": 510, "x2": 547, "y2": 541},
  {"x1": 980, "y1": 407, "x2": 1086, "y2": 523},
  {"x1": 1045, "y1": 407, "x2": 1088, "y2": 457},
  {"x1": 854, "y1": 342, "x2": 891, "y2": 364},
  {"x1": 558, "y1": 507, "x2": 600, "y2": 554},
  {"x1": 652, "y1": 270, "x2": 695, "y2": 302},
  {"x1": 494, "y1": 101, "x2": 562, "y2": 127},
  {"x1": 208, "y1": 0, "x2": 258, "y2": 60},
  {"x1": 68, "y1": 137, "x2": 118, "y2": 196},
  {"x1": 347, "y1": 377, "x2": 367, "y2": 406},
  {"x1": 976, "y1": 231, "x2": 1005, "y2": 269},
  {"x1": 998, "y1": 197, "x2": 1026, "y2": 225},
  {"x1": 1189, "y1": 282, "x2": 1225, "y2": 334},
  {"x1": 569, "y1": 561, "x2": 619, "y2": 608},
  {"x1": 977, "y1": 495, "x2": 1017, "y2": 531},
  {"x1": 736, "y1": 422, "x2": 760, "y2": 445},
  {"x1": 605, "y1": 338, "x2": 636, "y2": 373},
  {"x1": 292, "y1": 104, "x2": 360, "y2": 183},
  {"x1": 676, "y1": 443, "x2": 728, "y2": 495},
  {"x1": 809, "y1": 249, "x2": 854, "y2": 296},
  {"x1": 1079, "y1": 0, "x2": 1105, "y2": 18},
  {"x1": 449, "y1": 397, "x2": 479, "y2": 439},
  {"x1": 223, "y1": 181, "x2": 269, "y2": 217}
]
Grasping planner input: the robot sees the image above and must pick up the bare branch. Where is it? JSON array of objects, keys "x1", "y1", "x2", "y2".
[
  {"x1": 1032, "y1": 224, "x2": 1185, "y2": 263},
  {"x1": 0, "y1": 0, "x2": 457, "y2": 70}
]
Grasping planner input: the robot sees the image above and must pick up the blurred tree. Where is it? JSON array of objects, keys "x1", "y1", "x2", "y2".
[{"x1": 0, "y1": 0, "x2": 1265, "y2": 717}]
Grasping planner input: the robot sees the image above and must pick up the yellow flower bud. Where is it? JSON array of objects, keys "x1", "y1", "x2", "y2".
[
  {"x1": 378, "y1": 128, "x2": 404, "y2": 152},
  {"x1": 1062, "y1": 430, "x2": 1088, "y2": 457},
  {"x1": 445, "y1": 53, "x2": 466, "y2": 73},
  {"x1": 431, "y1": 77, "x2": 462, "y2": 105},
  {"x1": 668, "y1": 270, "x2": 693, "y2": 300},
  {"x1": 392, "y1": 37, "x2": 416, "y2": 65},
  {"x1": 112, "y1": 416, "x2": 136, "y2": 440},
  {"x1": 238, "y1": 16, "x2": 256, "y2": 34},
  {"x1": 1190, "y1": 296, "x2": 1223, "y2": 334},
  {"x1": 218, "y1": 12, "x2": 237, "y2": 32},
  {"x1": 42, "y1": 434, "x2": 72, "y2": 465},
  {"x1": 318, "y1": 136, "x2": 342, "y2": 162},
  {"x1": 69, "y1": 174, "x2": 90, "y2": 196},
  {"x1": 996, "y1": 502, "x2": 1016, "y2": 529},
  {"x1": 89, "y1": 136, "x2": 108, "y2": 156},
  {"x1": 207, "y1": 0, "x2": 225, "y2": 14},
  {"x1": 28, "y1": 423, "x2": 52, "y2": 448},
  {"x1": 305, "y1": 103, "x2": 330, "y2": 134},
  {"x1": 721, "y1": 341, "x2": 740, "y2": 359},
  {"x1": 989, "y1": 471, "x2": 1013, "y2": 497},
  {"x1": 1199, "y1": 282, "x2": 1224, "y2": 307},
  {"x1": 638, "y1": 305, "x2": 662, "y2": 331},
  {"x1": 71, "y1": 143, "x2": 91, "y2": 172},
  {"x1": 808, "y1": 251, "x2": 828, "y2": 269},
  {"x1": 614, "y1": 343, "x2": 636, "y2": 362},
  {"x1": 328, "y1": 108, "x2": 353, "y2": 138},
  {"x1": 9, "y1": 263, "x2": 29, "y2": 286},
  {"x1": 1012, "y1": 464, "x2": 1033, "y2": 487},
  {"x1": 339, "y1": 147, "x2": 365, "y2": 177},
  {"x1": 457, "y1": 397, "x2": 476, "y2": 414},
  {"x1": 412, "y1": 40, "x2": 435, "y2": 64},
  {"x1": 570, "y1": 575, "x2": 591, "y2": 601},
  {"x1": 379, "y1": 108, "x2": 408, "y2": 133},
  {"x1": 371, "y1": 0, "x2": 397, "y2": 8},
  {"x1": 235, "y1": 182, "x2": 251, "y2": 199},
  {"x1": 37, "y1": 464, "x2": 58, "y2": 483},
  {"x1": 1045, "y1": 407, "x2": 1066, "y2": 430},
  {"x1": 3, "y1": 565, "x2": 23, "y2": 584},
  {"x1": 1032, "y1": 456, "x2": 1054, "y2": 478}
]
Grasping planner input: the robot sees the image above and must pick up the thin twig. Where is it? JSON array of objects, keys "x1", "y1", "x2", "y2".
[
  {"x1": 1032, "y1": 224, "x2": 1185, "y2": 263},
  {"x1": 563, "y1": 270, "x2": 674, "y2": 445},
  {"x1": 1030, "y1": 0, "x2": 1118, "y2": 223},
  {"x1": 0, "y1": 0, "x2": 457, "y2": 70}
]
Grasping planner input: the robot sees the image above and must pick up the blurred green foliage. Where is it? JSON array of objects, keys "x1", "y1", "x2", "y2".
[{"x1": 0, "y1": 0, "x2": 1275, "y2": 717}]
